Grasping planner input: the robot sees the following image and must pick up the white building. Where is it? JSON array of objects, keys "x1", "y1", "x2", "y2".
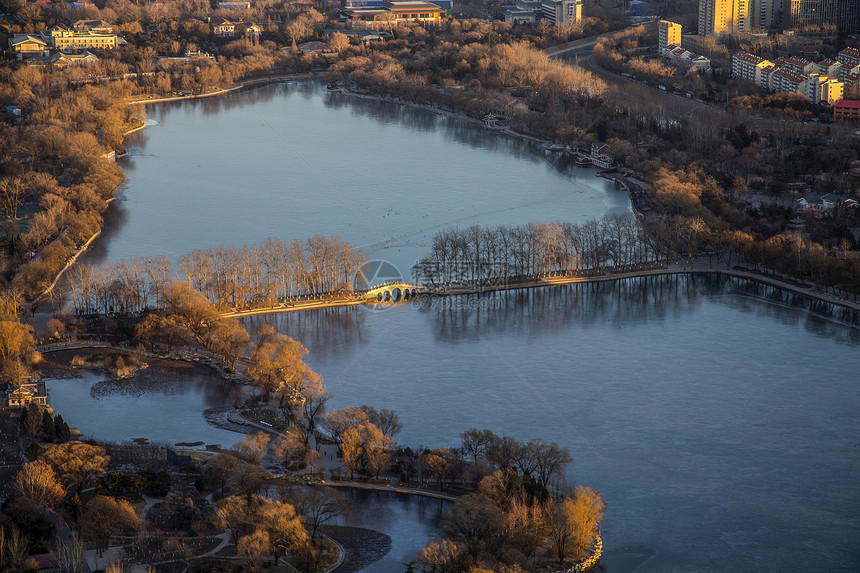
[
  {"x1": 732, "y1": 51, "x2": 773, "y2": 85},
  {"x1": 504, "y1": 0, "x2": 581, "y2": 25},
  {"x1": 540, "y1": 0, "x2": 582, "y2": 25},
  {"x1": 664, "y1": 45, "x2": 711, "y2": 70},
  {"x1": 770, "y1": 67, "x2": 807, "y2": 93},
  {"x1": 818, "y1": 59, "x2": 841, "y2": 78}
]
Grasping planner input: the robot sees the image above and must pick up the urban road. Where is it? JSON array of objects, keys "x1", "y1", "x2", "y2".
[{"x1": 545, "y1": 35, "x2": 814, "y2": 130}]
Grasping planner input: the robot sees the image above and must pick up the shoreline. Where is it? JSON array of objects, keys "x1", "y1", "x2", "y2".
[
  {"x1": 329, "y1": 86, "x2": 552, "y2": 147},
  {"x1": 30, "y1": 72, "x2": 321, "y2": 307},
  {"x1": 128, "y1": 71, "x2": 322, "y2": 106},
  {"x1": 31, "y1": 114, "x2": 149, "y2": 306}
]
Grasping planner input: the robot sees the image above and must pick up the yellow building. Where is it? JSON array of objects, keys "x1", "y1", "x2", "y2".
[
  {"x1": 385, "y1": 1, "x2": 442, "y2": 23},
  {"x1": 698, "y1": 0, "x2": 748, "y2": 35},
  {"x1": 345, "y1": 1, "x2": 442, "y2": 27},
  {"x1": 658, "y1": 20, "x2": 682, "y2": 51},
  {"x1": 807, "y1": 75, "x2": 843, "y2": 106},
  {"x1": 48, "y1": 25, "x2": 118, "y2": 50}
]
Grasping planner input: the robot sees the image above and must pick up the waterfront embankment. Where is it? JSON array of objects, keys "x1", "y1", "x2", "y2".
[{"x1": 128, "y1": 71, "x2": 322, "y2": 106}]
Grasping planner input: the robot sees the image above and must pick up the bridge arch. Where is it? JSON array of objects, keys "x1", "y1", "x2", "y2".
[{"x1": 365, "y1": 283, "x2": 427, "y2": 305}]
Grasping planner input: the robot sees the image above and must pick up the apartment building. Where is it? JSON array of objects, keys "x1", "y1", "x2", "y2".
[
  {"x1": 783, "y1": 0, "x2": 859, "y2": 32},
  {"x1": 658, "y1": 20, "x2": 682, "y2": 51},
  {"x1": 770, "y1": 67, "x2": 807, "y2": 93},
  {"x1": 749, "y1": 0, "x2": 780, "y2": 28},
  {"x1": 540, "y1": 0, "x2": 582, "y2": 25},
  {"x1": 698, "y1": 0, "x2": 749, "y2": 35},
  {"x1": 806, "y1": 73, "x2": 843, "y2": 105},
  {"x1": 733, "y1": 50, "x2": 850, "y2": 104},
  {"x1": 818, "y1": 59, "x2": 841, "y2": 78},
  {"x1": 504, "y1": 0, "x2": 581, "y2": 25},
  {"x1": 732, "y1": 51, "x2": 773, "y2": 85},
  {"x1": 782, "y1": 56, "x2": 814, "y2": 75}
]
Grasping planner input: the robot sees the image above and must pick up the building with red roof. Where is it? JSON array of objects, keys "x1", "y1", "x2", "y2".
[{"x1": 834, "y1": 99, "x2": 860, "y2": 123}]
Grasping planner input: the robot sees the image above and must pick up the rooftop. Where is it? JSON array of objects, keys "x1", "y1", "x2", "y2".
[
  {"x1": 773, "y1": 68, "x2": 806, "y2": 82},
  {"x1": 733, "y1": 52, "x2": 763, "y2": 64},
  {"x1": 385, "y1": 1, "x2": 442, "y2": 8}
]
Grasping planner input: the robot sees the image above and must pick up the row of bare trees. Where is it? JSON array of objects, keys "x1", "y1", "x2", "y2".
[
  {"x1": 65, "y1": 235, "x2": 365, "y2": 315},
  {"x1": 178, "y1": 236, "x2": 367, "y2": 309},
  {"x1": 412, "y1": 214, "x2": 659, "y2": 285},
  {"x1": 66, "y1": 256, "x2": 171, "y2": 316}
]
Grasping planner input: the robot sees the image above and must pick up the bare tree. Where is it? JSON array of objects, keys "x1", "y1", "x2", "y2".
[{"x1": 285, "y1": 487, "x2": 349, "y2": 539}]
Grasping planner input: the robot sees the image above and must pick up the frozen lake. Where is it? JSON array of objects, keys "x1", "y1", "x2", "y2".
[{"x1": 65, "y1": 81, "x2": 860, "y2": 571}]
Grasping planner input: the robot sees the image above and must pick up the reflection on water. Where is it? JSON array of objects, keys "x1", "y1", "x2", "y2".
[
  {"x1": 335, "y1": 488, "x2": 449, "y2": 573},
  {"x1": 249, "y1": 274, "x2": 860, "y2": 572},
  {"x1": 45, "y1": 366, "x2": 244, "y2": 448},
  {"x1": 244, "y1": 306, "x2": 367, "y2": 363},
  {"x1": 250, "y1": 274, "x2": 860, "y2": 352}
]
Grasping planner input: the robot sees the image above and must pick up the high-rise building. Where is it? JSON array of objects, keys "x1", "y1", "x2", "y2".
[
  {"x1": 783, "y1": 0, "x2": 837, "y2": 28},
  {"x1": 658, "y1": 20, "x2": 682, "y2": 50},
  {"x1": 782, "y1": 0, "x2": 859, "y2": 32},
  {"x1": 698, "y1": 0, "x2": 749, "y2": 35},
  {"x1": 749, "y1": 0, "x2": 781, "y2": 28},
  {"x1": 704, "y1": 0, "x2": 858, "y2": 33},
  {"x1": 836, "y1": 0, "x2": 860, "y2": 32},
  {"x1": 540, "y1": 0, "x2": 582, "y2": 25}
]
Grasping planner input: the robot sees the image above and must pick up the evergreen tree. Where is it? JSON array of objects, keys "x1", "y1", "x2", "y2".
[
  {"x1": 42, "y1": 410, "x2": 56, "y2": 442},
  {"x1": 54, "y1": 414, "x2": 71, "y2": 442}
]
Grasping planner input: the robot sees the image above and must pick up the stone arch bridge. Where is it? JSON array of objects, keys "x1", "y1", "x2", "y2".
[{"x1": 363, "y1": 282, "x2": 428, "y2": 303}]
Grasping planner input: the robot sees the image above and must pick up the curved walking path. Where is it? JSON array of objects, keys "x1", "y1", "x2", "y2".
[
  {"x1": 322, "y1": 534, "x2": 346, "y2": 573},
  {"x1": 138, "y1": 494, "x2": 160, "y2": 536},
  {"x1": 430, "y1": 261, "x2": 860, "y2": 310},
  {"x1": 222, "y1": 297, "x2": 366, "y2": 318},
  {"x1": 323, "y1": 480, "x2": 461, "y2": 503}
]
